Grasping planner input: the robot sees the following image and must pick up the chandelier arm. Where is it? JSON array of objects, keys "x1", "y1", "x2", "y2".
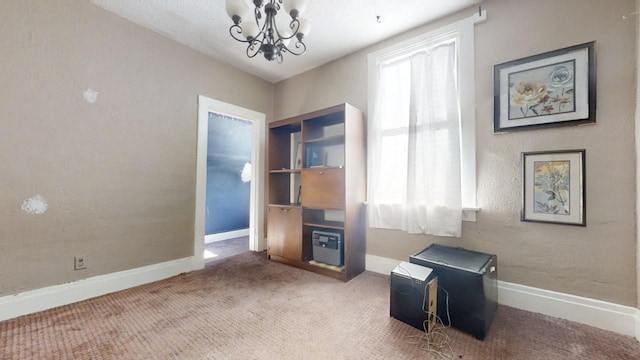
[
  {"x1": 285, "y1": 19, "x2": 301, "y2": 40},
  {"x1": 281, "y1": 40, "x2": 306, "y2": 56},
  {"x1": 229, "y1": 24, "x2": 253, "y2": 43},
  {"x1": 253, "y1": 4, "x2": 262, "y2": 22},
  {"x1": 271, "y1": 16, "x2": 299, "y2": 41},
  {"x1": 246, "y1": 39, "x2": 263, "y2": 58}
]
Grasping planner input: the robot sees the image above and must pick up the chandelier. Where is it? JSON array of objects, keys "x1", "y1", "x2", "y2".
[{"x1": 225, "y1": 0, "x2": 311, "y2": 63}]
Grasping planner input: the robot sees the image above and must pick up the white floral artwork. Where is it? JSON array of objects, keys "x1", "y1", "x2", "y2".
[
  {"x1": 508, "y1": 61, "x2": 575, "y2": 120},
  {"x1": 494, "y1": 42, "x2": 595, "y2": 133}
]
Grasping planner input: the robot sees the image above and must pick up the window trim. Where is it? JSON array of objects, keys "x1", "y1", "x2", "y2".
[{"x1": 367, "y1": 10, "x2": 486, "y2": 222}]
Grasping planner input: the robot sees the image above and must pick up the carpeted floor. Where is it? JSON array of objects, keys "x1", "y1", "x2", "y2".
[
  {"x1": 1, "y1": 251, "x2": 639, "y2": 359},
  {"x1": 204, "y1": 236, "x2": 249, "y2": 264}
]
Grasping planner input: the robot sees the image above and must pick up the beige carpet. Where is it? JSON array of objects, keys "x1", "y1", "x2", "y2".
[{"x1": 1, "y1": 251, "x2": 639, "y2": 359}]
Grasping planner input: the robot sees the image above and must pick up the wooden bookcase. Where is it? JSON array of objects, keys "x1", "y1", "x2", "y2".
[{"x1": 266, "y1": 103, "x2": 366, "y2": 281}]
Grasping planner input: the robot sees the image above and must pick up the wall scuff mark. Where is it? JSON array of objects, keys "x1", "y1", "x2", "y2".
[
  {"x1": 21, "y1": 195, "x2": 48, "y2": 215},
  {"x1": 83, "y1": 88, "x2": 99, "y2": 103}
]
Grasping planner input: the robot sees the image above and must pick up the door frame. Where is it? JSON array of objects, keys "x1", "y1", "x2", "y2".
[{"x1": 193, "y1": 95, "x2": 266, "y2": 270}]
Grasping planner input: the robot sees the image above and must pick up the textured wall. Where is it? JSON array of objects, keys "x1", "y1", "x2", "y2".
[
  {"x1": 274, "y1": 0, "x2": 637, "y2": 306},
  {"x1": 0, "y1": 0, "x2": 273, "y2": 296},
  {"x1": 635, "y1": 0, "x2": 640, "y2": 312}
]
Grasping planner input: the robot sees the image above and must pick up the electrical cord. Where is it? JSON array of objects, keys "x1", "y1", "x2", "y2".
[
  {"x1": 393, "y1": 264, "x2": 455, "y2": 360},
  {"x1": 419, "y1": 286, "x2": 453, "y2": 360}
]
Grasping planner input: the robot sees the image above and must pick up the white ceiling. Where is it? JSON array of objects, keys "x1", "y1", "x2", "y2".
[{"x1": 90, "y1": 0, "x2": 482, "y2": 83}]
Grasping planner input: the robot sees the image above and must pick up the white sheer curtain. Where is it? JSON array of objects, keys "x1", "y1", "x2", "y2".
[{"x1": 368, "y1": 39, "x2": 462, "y2": 237}]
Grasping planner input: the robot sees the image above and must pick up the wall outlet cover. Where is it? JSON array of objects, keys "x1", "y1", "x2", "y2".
[{"x1": 74, "y1": 256, "x2": 86, "y2": 270}]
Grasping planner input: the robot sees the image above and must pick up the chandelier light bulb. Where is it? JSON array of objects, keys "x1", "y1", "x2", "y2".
[
  {"x1": 242, "y1": 21, "x2": 260, "y2": 40},
  {"x1": 284, "y1": 0, "x2": 307, "y2": 19},
  {"x1": 297, "y1": 18, "x2": 311, "y2": 38},
  {"x1": 279, "y1": 29, "x2": 292, "y2": 47},
  {"x1": 225, "y1": 0, "x2": 251, "y2": 24}
]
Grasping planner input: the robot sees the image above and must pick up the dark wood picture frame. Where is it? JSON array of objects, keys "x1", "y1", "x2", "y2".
[
  {"x1": 521, "y1": 149, "x2": 586, "y2": 226},
  {"x1": 494, "y1": 42, "x2": 596, "y2": 133}
]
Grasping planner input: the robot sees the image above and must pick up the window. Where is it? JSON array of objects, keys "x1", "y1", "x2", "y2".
[{"x1": 367, "y1": 11, "x2": 484, "y2": 237}]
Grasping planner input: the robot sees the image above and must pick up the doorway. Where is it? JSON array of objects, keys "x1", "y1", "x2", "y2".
[
  {"x1": 204, "y1": 112, "x2": 251, "y2": 263},
  {"x1": 193, "y1": 96, "x2": 266, "y2": 271}
]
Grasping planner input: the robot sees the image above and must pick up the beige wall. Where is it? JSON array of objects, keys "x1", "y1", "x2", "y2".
[
  {"x1": 635, "y1": 0, "x2": 640, "y2": 314},
  {"x1": 275, "y1": 0, "x2": 638, "y2": 306},
  {"x1": 0, "y1": 0, "x2": 273, "y2": 296},
  {"x1": 2, "y1": 0, "x2": 636, "y2": 308}
]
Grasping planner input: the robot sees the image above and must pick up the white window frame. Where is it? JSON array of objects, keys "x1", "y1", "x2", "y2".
[{"x1": 367, "y1": 10, "x2": 486, "y2": 222}]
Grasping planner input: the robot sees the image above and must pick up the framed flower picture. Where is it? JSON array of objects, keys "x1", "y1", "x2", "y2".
[
  {"x1": 494, "y1": 42, "x2": 596, "y2": 133},
  {"x1": 521, "y1": 149, "x2": 586, "y2": 226}
]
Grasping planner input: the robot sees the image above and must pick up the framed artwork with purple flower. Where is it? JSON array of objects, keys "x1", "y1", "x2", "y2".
[
  {"x1": 521, "y1": 149, "x2": 586, "y2": 226},
  {"x1": 494, "y1": 42, "x2": 595, "y2": 133}
]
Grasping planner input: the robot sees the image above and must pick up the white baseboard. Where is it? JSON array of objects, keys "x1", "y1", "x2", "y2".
[
  {"x1": 0, "y1": 257, "x2": 193, "y2": 322},
  {"x1": 3, "y1": 254, "x2": 638, "y2": 341},
  {"x1": 498, "y1": 281, "x2": 638, "y2": 338},
  {"x1": 365, "y1": 254, "x2": 640, "y2": 339},
  {"x1": 204, "y1": 228, "x2": 250, "y2": 244},
  {"x1": 637, "y1": 311, "x2": 640, "y2": 341},
  {"x1": 365, "y1": 254, "x2": 402, "y2": 275}
]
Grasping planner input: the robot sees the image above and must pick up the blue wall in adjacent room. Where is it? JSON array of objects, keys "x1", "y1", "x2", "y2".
[{"x1": 205, "y1": 112, "x2": 252, "y2": 235}]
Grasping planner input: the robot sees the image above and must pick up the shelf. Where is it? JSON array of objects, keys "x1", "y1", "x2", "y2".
[
  {"x1": 303, "y1": 221, "x2": 344, "y2": 230},
  {"x1": 304, "y1": 165, "x2": 343, "y2": 170},
  {"x1": 268, "y1": 171, "x2": 301, "y2": 204},
  {"x1": 269, "y1": 203, "x2": 302, "y2": 208},
  {"x1": 303, "y1": 202, "x2": 345, "y2": 227},
  {"x1": 268, "y1": 255, "x2": 348, "y2": 281},
  {"x1": 308, "y1": 260, "x2": 345, "y2": 273},
  {"x1": 303, "y1": 140, "x2": 344, "y2": 168},
  {"x1": 304, "y1": 135, "x2": 344, "y2": 146},
  {"x1": 269, "y1": 169, "x2": 302, "y2": 174},
  {"x1": 267, "y1": 103, "x2": 365, "y2": 282},
  {"x1": 269, "y1": 121, "x2": 301, "y2": 131},
  {"x1": 303, "y1": 112, "x2": 344, "y2": 141}
]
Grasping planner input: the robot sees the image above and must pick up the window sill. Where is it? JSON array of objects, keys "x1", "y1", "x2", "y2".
[
  {"x1": 463, "y1": 207, "x2": 480, "y2": 222},
  {"x1": 362, "y1": 202, "x2": 479, "y2": 222}
]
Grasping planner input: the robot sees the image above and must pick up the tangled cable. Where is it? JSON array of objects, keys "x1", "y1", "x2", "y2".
[{"x1": 406, "y1": 286, "x2": 454, "y2": 359}]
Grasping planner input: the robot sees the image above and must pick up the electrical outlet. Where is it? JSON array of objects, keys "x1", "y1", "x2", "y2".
[{"x1": 74, "y1": 256, "x2": 86, "y2": 270}]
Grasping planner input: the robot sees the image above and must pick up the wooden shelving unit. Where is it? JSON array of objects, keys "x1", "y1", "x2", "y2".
[{"x1": 266, "y1": 103, "x2": 366, "y2": 281}]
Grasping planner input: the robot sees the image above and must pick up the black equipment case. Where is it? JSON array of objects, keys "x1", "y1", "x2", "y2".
[{"x1": 410, "y1": 244, "x2": 498, "y2": 340}]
